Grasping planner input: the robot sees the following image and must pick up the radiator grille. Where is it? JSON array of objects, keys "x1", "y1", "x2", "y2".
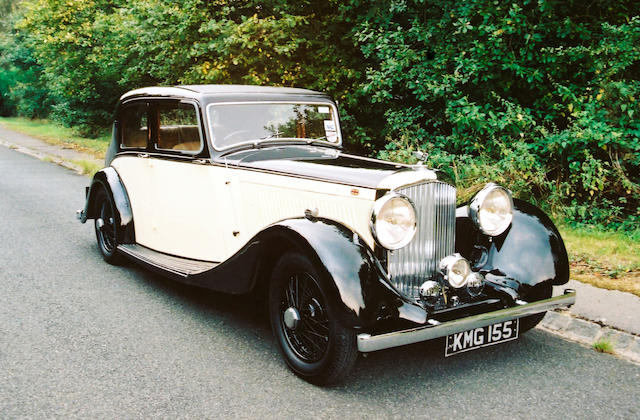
[{"x1": 387, "y1": 181, "x2": 456, "y2": 299}]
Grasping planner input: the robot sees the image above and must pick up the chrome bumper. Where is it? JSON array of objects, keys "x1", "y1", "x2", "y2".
[{"x1": 357, "y1": 290, "x2": 576, "y2": 353}]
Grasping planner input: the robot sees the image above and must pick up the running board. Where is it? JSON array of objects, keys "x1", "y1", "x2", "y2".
[{"x1": 117, "y1": 244, "x2": 218, "y2": 278}]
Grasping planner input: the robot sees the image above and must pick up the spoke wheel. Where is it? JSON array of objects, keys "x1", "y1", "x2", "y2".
[
  {"x1": 269, "y1": 252, "x2": 357, "y2": 385},
  {"x1": 280, "y1": 273, "x2": 330, "y2": 363},
  {"x1": 94, "y1": 189, "x2": 121, "y2": 264}
]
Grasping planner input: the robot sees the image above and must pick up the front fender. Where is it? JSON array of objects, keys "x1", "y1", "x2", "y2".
[
  {"x1": 455, "y1": 199, "x2": 569, "y2": 300},
  {"x1": 80, "y1": 167, "x2": 135, "y2": 244},
  {"x1": 255, "y1": 218, "x2": 428, "y2": 330}
]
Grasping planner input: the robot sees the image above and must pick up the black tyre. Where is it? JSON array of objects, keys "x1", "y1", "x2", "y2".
[
  {"x1": 519, "y1": 283, "x2": 553, "y2": 333},
  {"x1": 268, "y1": 251, "x2": 358, "y2": 385},
  {"x1": 94, "y1": 188, "x2": 122, "y2": 265}
]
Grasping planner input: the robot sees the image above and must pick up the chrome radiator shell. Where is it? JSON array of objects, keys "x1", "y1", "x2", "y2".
[{"x1": 387, "y1": 181, "x2": 456, "y2": 298}]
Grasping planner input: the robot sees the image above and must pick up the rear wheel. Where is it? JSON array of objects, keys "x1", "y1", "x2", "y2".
[
  {"x1": 268, "y1": 251, "x2": 357, "y2": 385},
  {"x1": 94, "y1": 189, "x2": 122, "y2": 265},
  {"x1": 520, "y1": 283, "x2": 553, "y2": 333}
]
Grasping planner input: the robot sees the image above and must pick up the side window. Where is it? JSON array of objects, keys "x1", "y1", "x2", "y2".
[
  {"x1": 156, "y1": 102, "x2": 202, "y2": 152},
  {"x1": 121, "y1": 103, "x2": 148, "y2": 148}
]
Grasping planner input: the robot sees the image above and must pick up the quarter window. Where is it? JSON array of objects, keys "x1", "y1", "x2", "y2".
[
  {"x1": 156, "y1": 102, "x2": 202, "y2": 152},
  {"x1": 121, "y1": 103, "x2": 148, "y2": 148}
]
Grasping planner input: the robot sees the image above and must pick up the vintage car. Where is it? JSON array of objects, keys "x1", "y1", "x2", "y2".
[{"x1": 78, "y1": 85, "x2": 575, "y2": 385}]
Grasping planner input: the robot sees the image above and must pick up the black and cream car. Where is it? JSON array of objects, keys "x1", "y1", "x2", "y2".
[{"x1": 78, "y1": 85, "x2": 575, "y2": 385}]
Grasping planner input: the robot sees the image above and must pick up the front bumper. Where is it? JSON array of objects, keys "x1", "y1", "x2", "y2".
[{"x1": 357, "y1": 289, "x2": 576, "y2": 352}]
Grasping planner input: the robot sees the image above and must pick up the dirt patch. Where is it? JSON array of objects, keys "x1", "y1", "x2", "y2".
[{"x1": 571, "y1": 261, "x2": 640, "y2": 297}]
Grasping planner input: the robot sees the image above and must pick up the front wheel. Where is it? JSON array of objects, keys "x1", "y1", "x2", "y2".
[
  {"x1": 268, "y1": 252, "x2": 358, "y2": 385},
  {"x1": 94, "y1": 188, "x2": 122, "y2": 265}
]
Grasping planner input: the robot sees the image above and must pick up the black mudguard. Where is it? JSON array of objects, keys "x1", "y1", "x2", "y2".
[
  {"x1": 80, "y1": 167, "x2": 135, "y2": 244},
  {"x1": 455, "y1": 198, "x2": 570, "y2": 301},
  {"x1": 188, "y1": 217, "x2": 427, "y2": 331}
]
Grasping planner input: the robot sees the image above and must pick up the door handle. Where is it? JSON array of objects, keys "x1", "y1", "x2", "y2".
[{"x1": 138, "y1": 153, "x2": 149, "y2": 158}]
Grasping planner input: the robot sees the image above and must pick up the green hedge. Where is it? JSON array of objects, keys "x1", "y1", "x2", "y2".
[
  {"x1": 0, "y1": 0, "x2": 638, "y2": 230},
  {"x1": 348, "y1": 0, "x2": 640, "y2": 230}
]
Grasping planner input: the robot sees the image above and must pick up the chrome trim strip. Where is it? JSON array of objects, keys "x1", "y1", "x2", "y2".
[
  {"x1": 377, "y1": 169, "x2": 438, "y2": 191},
  {"x1": 357, "y1": 291, "x2": 576, "y2": 352},
  {"x1": 113, "y1": 150, "x2": 383, "y2": 190}
]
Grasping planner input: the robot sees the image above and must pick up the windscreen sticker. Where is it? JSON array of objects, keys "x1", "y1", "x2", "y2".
[
  {"x1": 324, "y1": 120, "x2": 338, "y2": 142},
  {"x1": 317, "y1": 106, "x2": 330, "y2": 114}
]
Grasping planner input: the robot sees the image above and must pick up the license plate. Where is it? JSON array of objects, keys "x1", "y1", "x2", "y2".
[{"x1": 445, "y1": 319, "x2": 519, "y2": 357}]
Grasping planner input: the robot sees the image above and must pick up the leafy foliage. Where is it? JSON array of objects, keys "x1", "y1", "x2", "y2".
[
  {"x1": 0, "y1": 0, "x2": 638, "y2": 230},
  {"x1": 349, "y1": 0, "x2": 640, "y2": 230},
  {"x1": 3, "y1": 0, "x2": 368, "y2": 138},
  {"x1": 0, "y1": 18, "x2": 52, "y2": 118}
]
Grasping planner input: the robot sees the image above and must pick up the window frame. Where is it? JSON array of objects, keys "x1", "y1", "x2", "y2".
[
  {"x1": 119, "y1": 101, "x2": 150, "y2": 150},
  {"x1": 152, "y1": 99, "x2": 205, "y2": 155}
]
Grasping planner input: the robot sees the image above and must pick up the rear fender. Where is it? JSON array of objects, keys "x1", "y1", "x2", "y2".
[{"x1": 81, "y1": 167, "x2": 135, "y2": 244}]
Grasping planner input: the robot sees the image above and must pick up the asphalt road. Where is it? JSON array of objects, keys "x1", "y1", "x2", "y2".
[{"x1": 1, "y1": 144, "x2": 639, "y2": 419}]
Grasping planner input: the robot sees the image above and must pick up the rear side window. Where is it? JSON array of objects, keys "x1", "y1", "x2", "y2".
[
  {"x1": 121, "y1": 103, "x2": 148, "y2": 148},
  {"x1": 156, "y1": 102, "x2": 202, "y2": 153}
]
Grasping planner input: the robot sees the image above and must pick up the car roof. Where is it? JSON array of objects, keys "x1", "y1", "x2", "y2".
[{"x1": 120, "y1": 85, "x2": 330, "y2": 102}]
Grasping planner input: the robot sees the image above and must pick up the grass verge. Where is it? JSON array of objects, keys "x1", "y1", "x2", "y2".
[
  {"x1": 559, "y1": 224, "x2": 640, "y2": 297},
  {"x1": 71, "y1": 159, "x2": 103, "y2": 177},
  {"x1": 0, "y1": 116, "x2": 109, "y2": 158}
]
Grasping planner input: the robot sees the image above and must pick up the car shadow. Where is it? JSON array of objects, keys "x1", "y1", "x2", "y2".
[{"x1": 122, "y1": 258, "x2": 271, "y2": 325}]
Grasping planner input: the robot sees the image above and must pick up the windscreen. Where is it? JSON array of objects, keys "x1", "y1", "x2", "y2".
[{"x1": 208, "y1": 103, "x2": 339, "y2": 150}]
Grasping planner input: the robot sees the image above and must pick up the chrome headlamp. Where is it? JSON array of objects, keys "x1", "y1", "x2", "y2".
[
  {"x1": 469, "y1": 183, "x2": 514, "y2": 236},
  {"x1": 370, "y1": 192, "x2": 417, "y2": 250}
]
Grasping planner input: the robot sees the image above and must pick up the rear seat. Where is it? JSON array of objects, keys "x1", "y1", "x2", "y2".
[
  {"x1": 127, "y1": 129, "x2": 148, "y2": 147},
  {"x1": 172, "y1": 141, "x2": 201, "y2": 151},
  {"x1": 158, "y1": 125, "x2": 201, "y2": 151}
]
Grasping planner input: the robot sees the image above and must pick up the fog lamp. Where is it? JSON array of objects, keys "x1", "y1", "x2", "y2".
[
  {"x1": 465, "y1": 272, "x2": 485, "y2": 296},
  {"x1": 419, "y1": 280, "x2": 441, "y2": 304},
  {"x1": 439, "y1": 254, "x2": 471, "y2": 289}
]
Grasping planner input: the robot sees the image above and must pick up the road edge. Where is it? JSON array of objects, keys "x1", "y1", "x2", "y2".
[
  {"x1": 539, "y1": 309, "x2": 640, "y2": 365},
  {"x1": 0, "y1": 138, "x2": 90, "y2": 175}
]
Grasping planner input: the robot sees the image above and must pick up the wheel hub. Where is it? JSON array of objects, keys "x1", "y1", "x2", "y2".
[{"x1": 283, "y1": 307, "x2": 301, "y2": 330}]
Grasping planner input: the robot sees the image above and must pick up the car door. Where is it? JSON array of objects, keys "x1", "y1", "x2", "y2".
[{"x1": 142, "y1": 99, "x2": 231, "y2": 262}]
